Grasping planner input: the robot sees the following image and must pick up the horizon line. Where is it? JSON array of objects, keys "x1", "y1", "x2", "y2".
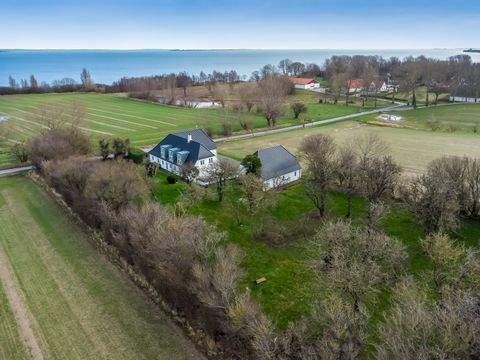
[{"x1": 0, "y1": 47, "x2": 467, "y2": 51}]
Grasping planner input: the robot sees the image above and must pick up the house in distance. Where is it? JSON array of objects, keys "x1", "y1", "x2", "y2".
[
  {"x1": 255, "y1": 145, "x2": 301, "y2": 189},
  {"x1": 289, "y1": 77, "x2": 321, "y2": 90},
  {"x1": 148, "y1": 129, "x2": 217, "y2": 178}
]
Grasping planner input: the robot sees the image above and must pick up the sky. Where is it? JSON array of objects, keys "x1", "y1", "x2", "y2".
[{"x1": 0, "y1": 0, "x2": 479, "y2": 50}]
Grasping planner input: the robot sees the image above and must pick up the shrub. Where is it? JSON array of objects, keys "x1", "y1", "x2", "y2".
[
  {"x1": 127, "y1": 149, "x2": 145, "y2": 164},
  {"x1": 240, "y1": 154, "x2": 261, "y2": 175},
  {"x1": 166, "y1": 175, "x2": 177, "y2": 184},
  {"x1": 291, "y1": 101, "x2": 307, "y2": 119},
  {"x1": 26, "y1": 127, "x2": 91, "y2": 167},
  {"x1": 10, "y1": 143, "x2": 29, "y2": 162},
  {"x1": 446, "y1": 124, "x2": 459, "y2": 133}
]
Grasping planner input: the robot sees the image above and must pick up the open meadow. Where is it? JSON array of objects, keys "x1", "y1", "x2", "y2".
[
  {"x1": 219, "y1": 106, "x2": 480, "y2": 174},
  {"x1": 0, "y1": 90, "x2": 388, "y2": 166},
  {"x1": 0, "y1": 175, "x2": 202, "y2": 359},
  {"x1": 371, "y1": 103, "x2": 480, "y2": 133}
]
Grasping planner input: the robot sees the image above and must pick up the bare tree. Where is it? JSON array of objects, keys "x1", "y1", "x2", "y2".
[
  {"x1": 257, "y1": 76, "x2": 290, "y2": 127},
  {"x1": 80, "y1": 68, "x2": 94, "y2": 90},
  {"x1": 278, "y1": 58, "x2": 292, "y2": 75},
  {"x1": 290, "y1": 102, "x2": 307, "y2": 119},
  {"x1": 29, "y1": 75, "x2": 38, "y2": 90},
  {"x1": 180, "y1": 163, "x2": 199, "y2": 183},
  {"x1": 336, "y1": 145, "x2": 359, "y2": 218},
  {"x1": 204, "y1": 158, "x2": 238, "y2": 202},
  {"x1": 401, "y1": 158, "x2": 460, "y2": 233},
  {"x1": 176, "y1": 72, "x2": 191, "y2": 106},
  {"x1": 312, "y1": 220, "x2": 406, "y2": 311},
  {"x1": 239, "y1": 173, "x2": 275, "y2": 214},
  {"x1": 299, "y1": 134, "x2": 337, "y2": 216}
]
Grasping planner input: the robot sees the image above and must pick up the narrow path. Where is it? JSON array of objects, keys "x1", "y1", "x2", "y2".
[
  {"x1": 0, "y1": 165, "x2": 34, "y2": 177},
  {"x1": 0, "y1": 242, "x2": 44, "y2": 360}
]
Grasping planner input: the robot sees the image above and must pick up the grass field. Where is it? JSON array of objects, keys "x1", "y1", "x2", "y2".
[
  {"x1": 372, "y1": 103, "x2": 480, "y2": 133},
  {"x1": 0, "y1": 175, "x2": 202, "y2": 359},
  {"x1": 0, "y1": 91, "x2": 387, "y2": 166},
  {"x1": 219, "y1": 118, "x2": 480, "y2": 174},
  {"x1": 383, "y1": 86, "x2": 450, "y2": 105}
]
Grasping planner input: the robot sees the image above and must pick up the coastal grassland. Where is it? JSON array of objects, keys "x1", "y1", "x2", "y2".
[
  {"x1": 151, "y1": 171, "x2": 480, "y2": 330},
  {"x1": 0, "y1": 175, "x2": 201, "y2": 359},
  {"x1": 219, "y1": 118, "x2": 480, "y2": 174},
  {"x1": 0, "y1": 91, "x2": 386, "y2": 150}
]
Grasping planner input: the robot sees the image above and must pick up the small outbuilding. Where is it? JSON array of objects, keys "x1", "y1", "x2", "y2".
[{"x1": 255, "y1": 145, "x2": 301, "y2": 189}]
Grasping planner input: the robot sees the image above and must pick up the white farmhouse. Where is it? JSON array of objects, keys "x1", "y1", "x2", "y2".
[
  {"x1": 289, "y1": 77, "x2": 321, "y2": 90},
  {"x1": 255, "y1": 145, "x2": 301, "y2": 189},
  {"x1": 148, "y1": 129, "x2": 217, "y2": 178}
]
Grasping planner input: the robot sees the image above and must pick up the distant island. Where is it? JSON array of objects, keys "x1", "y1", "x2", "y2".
[{"x1": 464, "y1": 48, "x2": 480, "y2": 53}]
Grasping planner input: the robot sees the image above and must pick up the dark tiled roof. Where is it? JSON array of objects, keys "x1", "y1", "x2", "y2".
[
  {"x1": 172, "y1": 128, "x2": 217, "y2": 150},
  {"x1": 148, "y1": 129, "x2": 215, "y2": 164},
  {"x1": 255, "y1": 145, "x2": 301, "y2": 180}
]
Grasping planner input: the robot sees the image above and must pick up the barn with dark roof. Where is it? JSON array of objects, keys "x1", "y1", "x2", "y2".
[{"x1": 255, "y1": 145, "x2": 301, "y2": 189}]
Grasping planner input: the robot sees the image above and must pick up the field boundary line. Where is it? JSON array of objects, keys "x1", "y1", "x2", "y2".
[{"x1": 0, "y1": 227, "x2": 44, "y2": 360}]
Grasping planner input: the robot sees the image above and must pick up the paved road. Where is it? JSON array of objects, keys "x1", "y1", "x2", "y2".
[
  {"x1": 0, "y1": 165, "x2": 35, "y2": 177},
  {"x1": 214, "y1": 103, "x2": 407, "y2": 143}
]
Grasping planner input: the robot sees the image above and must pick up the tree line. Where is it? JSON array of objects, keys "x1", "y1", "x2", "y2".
[{"x1": 3, "y1": 54, "x2": 479, "y2": 107}]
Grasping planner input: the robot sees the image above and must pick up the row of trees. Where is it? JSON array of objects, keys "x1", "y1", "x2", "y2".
[
  {"x1": 2, "y1": 68, "x2": 95, "y2": 95},
  {"x1": 23, "y1": 109, "x2": 275, "y2": 358}
]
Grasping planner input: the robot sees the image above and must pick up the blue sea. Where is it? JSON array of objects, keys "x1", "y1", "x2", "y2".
[{"x1": 0, "y1": 49, "x2": 478, "y2": 87}]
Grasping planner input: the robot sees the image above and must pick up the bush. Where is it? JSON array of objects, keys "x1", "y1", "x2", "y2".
[
  {"x1": 127, "y1": 149, "x2": 145, "y2": 164},
  {"x1": 166, "y1": 175, "x2": 177, "y2": 184},
  {"x1": 27, "y1": 127, "x2": 91, "y2": 167}
]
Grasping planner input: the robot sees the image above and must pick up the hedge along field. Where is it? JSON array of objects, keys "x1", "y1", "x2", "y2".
[
  {"x1": 0, "y1": 91, "x2": 380, "y2": 154},
  {"x1": 0, "y1": 175, "x2": 202, "y2": 359}
]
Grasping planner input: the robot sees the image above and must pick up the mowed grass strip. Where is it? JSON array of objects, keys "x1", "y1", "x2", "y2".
[
  {"x1": 0, "y1": 176, "x2": 202, "y2": 360},
  {"x1": 219, "y1": 120, "x2": 480, "y2": 174},
  {"x1": 0, "y1": 279, "x2": 29, "y2": 359}
]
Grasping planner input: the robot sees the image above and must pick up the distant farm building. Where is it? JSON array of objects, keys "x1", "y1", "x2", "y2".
[
  {"x1": 255, "y1": 145, "x2": 301, "y2": 189},
  {"x1": 289, "y1": 77, "x2": 321, "y2": 90}
]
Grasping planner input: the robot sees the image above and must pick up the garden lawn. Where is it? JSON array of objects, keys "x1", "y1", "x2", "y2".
[
  {"x1": 0, "y1": 175, "x2": 202, "y2": 359},
  {"x1": 151, "y1": 171, "x2": 480, "y2": 330}
]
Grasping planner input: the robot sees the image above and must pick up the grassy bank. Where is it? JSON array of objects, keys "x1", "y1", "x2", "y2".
[{"x1": 0, "y1": 175, "x2": 202, "y2": 359}]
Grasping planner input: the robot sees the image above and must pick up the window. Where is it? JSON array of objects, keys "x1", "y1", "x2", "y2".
[
  {"x1": 294, "y1": 171, "x2": 297, "y2": 176},
  {"x1": 200, "y1": 160, "x2": 205, "y2": 165},
  {"x1": 209, "y1": 157, "x2": 213, "y2": 163}
]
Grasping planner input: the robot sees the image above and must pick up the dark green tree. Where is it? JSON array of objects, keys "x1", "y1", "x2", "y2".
[{"x1": 241, "y1": 154, "x2": 262, "y2": 176}]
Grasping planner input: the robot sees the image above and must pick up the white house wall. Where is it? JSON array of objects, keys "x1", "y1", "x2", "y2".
[
  {"x1": 263, "y1": 169, "x2": 301, "y2": 190},
  {"x1": 149, "y1": 154, "x2": 217, "y2": 178}
]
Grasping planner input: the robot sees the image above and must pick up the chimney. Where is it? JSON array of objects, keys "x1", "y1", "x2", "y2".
[{"x1": 187, "y1": 133, "x2": 192, "y2": 143}]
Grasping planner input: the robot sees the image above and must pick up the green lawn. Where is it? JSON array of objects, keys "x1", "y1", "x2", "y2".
[
  {"x1": 371, "y1": 103, "x2": 480, "y2": 134},
  {"x1": 383, "y1": 86, "x2": 450, "y2": 105},
  {"x1": 219, "y1": 118, "x2": 480, "y2": 174},
  {"x1": 151, "y1": 171, "x2": 480, "y2": 330},
  {"x1": 0, "y1": 175, "x2": 202, "y2": 359}
]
